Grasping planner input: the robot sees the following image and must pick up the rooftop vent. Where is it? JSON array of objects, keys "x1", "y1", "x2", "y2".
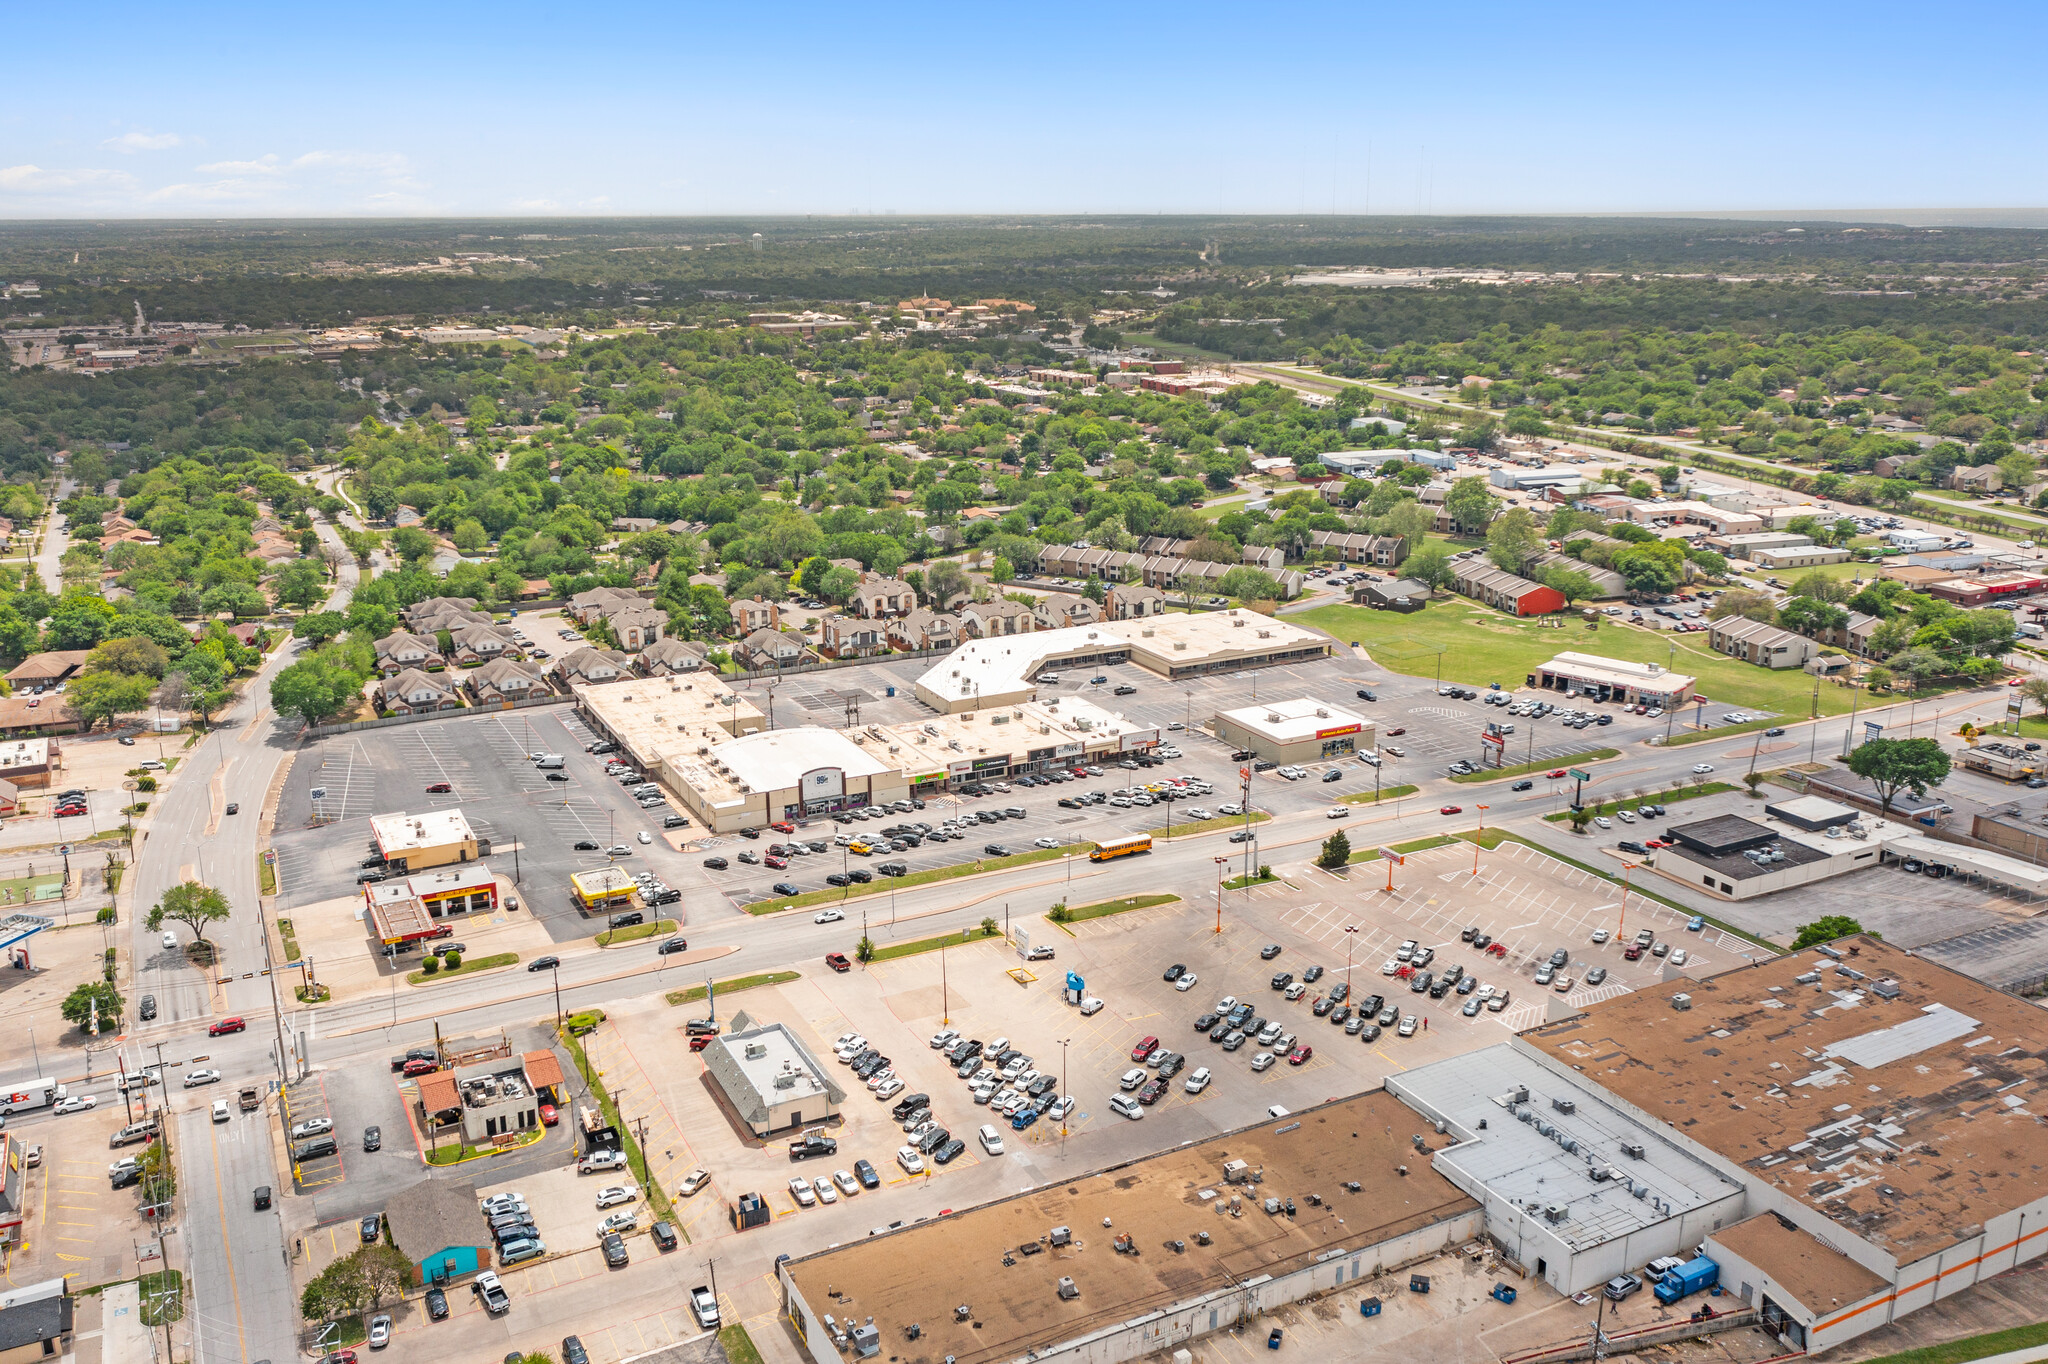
[
  {"x1": 1872, "y1": 979, "x2": 1901, "y2": 999},
  {"x1": 1057, "y1": 1276, "x2": 1079, "y2": 1300}
]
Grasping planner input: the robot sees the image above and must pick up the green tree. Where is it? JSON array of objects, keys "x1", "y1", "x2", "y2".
[
  {"x1": 1444, "y1": 477, "x2": 1500, "y2": 535},
  {"x1": 1996, "y1": 452, "x2": 2038, "y2": 494},
  {"x1": 60, "y1": 980, "x2": 123, "y2": 1031},
  {"x1": 979, "y1": 915, "x2": 999, "y2": 938},
  {"x1": 85, "y1": 636, "x2": 170, "y2": 677},
  {"x1": 295, "y1": 612, "x2": 347, "y2": 645},
  {"x1": 923, "y1": 559, "x2": 969, "y2": 608},
  {"x1": 201, "y1": 582, "x2": 267, "y2": 618},
  {"x1": 1317, "y1": 828, "x2": 1351, "y2": 868},
  {"x1": 64, "y1": 670, "x2": 155, "y2": 732},
  {"x1": 270, "y1": 656, "x2": 361, "y2": 727},
  {"x1": 1844, "y1": 737, "x2": 1951, "y2": 815},
  {"x1": 1708, "y1": 589, "x2": 1779, "y2": 625},
  {"x1": 390, "y1": 525, "x2": 438, "y2": 564},
  {"x1": 1792, "y1": 915, "x2": 1867, "y2": 950},
  {"x1": 2020, "y1": 676, "x2": 2048, "y2": 721},
  {"x1": 147, "y1": 880, "x2": 232, "y2": 945},
  {"x1": 1485, "y1": 507, "x2": 1544, "y2": 575},
  {"x1": 1404, "y1": 542, "x2": 1456, "y2": 590},
  {"x1": 1542, "y1": 566, "x2": 1598, "y2": 607},
  {"x1": 273, "y1": 559, "x2": 327, "y2": 611},
  {"x1": 854, "y1": 935, "x2": 874, "y2": 963},
  {"x1": 1216, "y1": 567, "x2": 1283, "y2": 602}
]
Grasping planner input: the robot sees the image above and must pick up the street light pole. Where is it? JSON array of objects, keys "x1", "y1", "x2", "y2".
[
  {"x1": 1213, "y1": 856, "x2": 1227, "y2": 935},
  {"x1": 552, "y1": 961, "x2": 563, "y2": 1032},
  {"x1": 1472, "y1": 806, "x2": 1489, "y2": 875}
]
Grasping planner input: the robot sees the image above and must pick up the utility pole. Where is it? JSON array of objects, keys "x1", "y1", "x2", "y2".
[
  {"x1": 632, "y1": 1115, "x2": 651, "y2": 1187},
  {"x1": 1471, "y1": 806, "x2": 1488, "y2": 875},
  {"x1": 706, "y1": 1255, "x2": 721, "y2": 1325},
  {"x1": 1213, "y1": 856, "x2": 1227, "y2": 934},
  {"x1": 552, "y1": 961, "x2": 563, "y2": 1032}
]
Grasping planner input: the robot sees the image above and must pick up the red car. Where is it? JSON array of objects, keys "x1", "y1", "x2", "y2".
[
  {"x1": 1546, "y1": 769, "x2": 1567, "y2": 779},
  {"x1": 689, "y1": 1034, "x2": 715, "y2": 1052},
  {"x1": 764, "y1": 855, "x2": 789, "y2": 870},
  {"x1": 1131, "y1": 1035, "x2": 1159, "y2": 1062},
  {"x1": 770, "y1": 821, "x2": 796, "y2": 834},
  {"x1": 1439, "y1": 805, "x2": 1463, "y2": 815},
  {"x1": 539, "y1": 1103, "x2": 559, "y2": 1126},
  {"x1": 824, "y1": 952, "x2": 851, "y2": 973},
  {"x1": 1623, "y1": 944, "x2": 1645, "y2": 961},
  {"x1": 402, "y1": 1058, "x2": 439, "y2": 1077},
  {"x1": 208, "y1": 1016, "x2": 247, "y2": 1037},
  {"x1": 1384, "y1": 726, "x2": 1406, "y2": 737},
  {"x1": 426, "y1": 782, "x2": 453, "y2": 794},
  {"x1": 1288, "y1": 1045, "x2": 1313, "y2": 1066}
]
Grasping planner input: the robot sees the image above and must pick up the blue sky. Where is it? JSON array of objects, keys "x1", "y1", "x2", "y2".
[{"x1": 3, "y1": 2, "x2": 2041, "y2": 219}]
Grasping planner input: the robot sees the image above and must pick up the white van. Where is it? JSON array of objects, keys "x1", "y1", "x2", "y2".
[
  {"x1": 1109, "y1": 1093, "x2": 1144, "y2": 1120},
  {"x1": 535, "y1": 754, "x2": 566, "y2": 769},
  {"x1": 977, "y1": 1124, "x2": 1004, "y2": 1156}
]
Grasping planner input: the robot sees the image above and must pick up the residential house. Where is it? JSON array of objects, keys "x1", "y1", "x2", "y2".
[
  {"x1": 378, "y1": 668, "x2": 460, "y2": 715},
  {"x1": 464, "y1": 658, "x2": 549, "y2": 704},
  {"x1": 1707, "y1": 617, "x2": 1815, "y2": 670},
  {"x1": 567, "y1": 587, "x2": 645, "y2": 626},
  {"x1": 1527, "y1": 551, "x2": 1628, "y2": 598},
  {"x1": 607, "y1": 606, "x2": 665, "y2": 651},
  {"x1": 374, "y1": 630, "x2": 444, "y2": 677},
  {"x1": 410, "y1": 605, "x2": 494, "y2": 635},
  {"x1": 731, "y1": 597, "x2": 780, "y2": 634},
  {"x1": 403, "y1": 597, "x2": 480, "y2": 628},
  {"x1": 820, "y1": 615, "x2": 888, "y2": 660},
  {"x1": 612, "y1": 516, "x2": 658, "y2": 534},
  {"x1": 447, "y1": 624, "x2": 519, "y2": 666},
  {"x1": 0, "y1": 1278, "x2": 72, "y2": 1362},
  {"x1": 1031, "y1": 592, "x2": 1101, "y2": 630},
  {"x1": 1308, "y1": 530, "x2": 1409, "y2": 568},
  {"x1": 885, "y1": 608, "x2": 958, "y2": 653},
  {"x1": 958, "y1": 600, "x2": 1035, "y2": 638},
  {"x1": 635, "y1": 637, "x2": 709, "y2": 675},
  {"x1": 1450, "y1": 562, "x2": 1566, "y2": 617},
  {"x1": 3, "y1": 651, "x2": 93, "y2": 691},
  {"x1": 849, "y1": 572, "x2": 917, "y2": 619},
  {"x1": 1105, "y1": 583, "x2": 1168, "y2": 620},
  {"x1": 551, "y1": 646, "x2": 633, "y2": 687},
  {"x1": 735, "y1": 628, "x2": 811, "y2": 671},
  {"x1": 1948, "y1": 464, "x2": 2002, "y2": 493}
]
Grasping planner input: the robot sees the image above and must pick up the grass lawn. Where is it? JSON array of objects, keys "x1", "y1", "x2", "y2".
[
  {"x1": 1347, "y1": 833, "x2": 1458, "y2": 864},
  {"x1": 257, "y1": 854, "x2": 276, "y2": 895},
  {"x1": 0, "y1": 872, "x2": 65, "y2": 906},
  {"x1": 1291, "y1": 599, "x2": 1864, "y2": 718},
  {"x1": 1118, "y1": 332, "x2": 1236, "y2": 363},
  {"x1": 1541, "y1": 781, "x2": 1737, "y2": 820},
  {"x1": 1223, "y1": 871, "x2": 1285, "y2": 890},
  {"x1": 1051, "y1": 893, "x2": 1178, "y2": 924},
  {"x1": 868, "y1": 925, "x2": 1005, "y2": 963},
  {"x1": 665, "y1": 970, "x2": 800, "y2": 1006},
  {"x1": 406, "y1": 951, "x2": 519, "y2": 985},
  {"x1": 424, "y1": 1127, "x2": 543, "y2": 1166},
  {"x1": 1450, "y1": 749, "x2": 1619, "y2": 784},
  {"x1": 1338, "y1": 783, "x2": 1420, "y2": 805},
  {"x1": 1153, "y1": 811, "x2": 1271, "y2": 838},
  {"x1": 594, "y1": 917, "x2": 679, "y2": 946},
  {"x1": 1858, "y1": 1321, "x2": 2048, "y2": 1364},
  {"x1": 137, "y1": 1269, "x2": 184, "y2": 1325},
  {"x1": 743, "y1": 846, "x2": 1066, "y2": 914},
  {"x1": 719, "y1": 1324, "x2": 767, "y2": 1364}
]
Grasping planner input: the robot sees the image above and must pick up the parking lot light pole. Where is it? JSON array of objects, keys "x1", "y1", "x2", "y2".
[
  {"x1": 551, "y1": 961, "x2": 563, "y2": 1032},
  {"x1": 1213, "y1": 856, "x2": 1227, "y2": 934},
  {"x1": 1472, "y1": 806, "x2": 1489, "y2": 875},
  {"x1": 1345, "y1": 924, "x2": 1358, "y2": 982},
  {"x1": 1057, "y1": 1038, "x2": 1071, "y2": 1144}
]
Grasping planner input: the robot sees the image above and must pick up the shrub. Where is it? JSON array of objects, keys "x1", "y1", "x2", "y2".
[
  {"x1": 1048, "y1": 902, "x2": 1069, "y2": 922},
  {"x1": 421, "y1": 955, "x2": 439, "y2": 975},
  {"x1": 96, "y1": 906, "x2": 116, "y2": 925},
  {"x1": 443, "y1": 951, "x2": 462, "y2": 970}
]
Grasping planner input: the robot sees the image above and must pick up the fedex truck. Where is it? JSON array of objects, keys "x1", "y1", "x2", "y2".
[{"x1": 2, "y1": 1078, "x2": 66, "y2": 1114}]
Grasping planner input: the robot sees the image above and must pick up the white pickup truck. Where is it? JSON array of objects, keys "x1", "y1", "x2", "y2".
[
  {"x1": 690, "y1": 1284, "x2": 720, "y2": 1330},
  {"x1": 473, "y1": 1271, "x2": 510, "y2": 1314}
]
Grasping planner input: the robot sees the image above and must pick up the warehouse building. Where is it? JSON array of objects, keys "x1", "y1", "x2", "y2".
[
  {"x1": 704, "y1": 1021, "x2": 843, "y2": 1137},
  {"x1": 1752, "y1": 545, "x2": 1852, "y2": 570},
  {"x1": 1521, "y1": 937, "x2": 2048, "y2": 1353},
  {"x1": 778, "y1": 1092, "x2": 1479, "y2": 1364},
  {"x1": 1214, "y1": 697, "x2": 1373, "y2": 763},
  {"x1": 1385, "y1": 1045, "x2": 1746, "y2": 1297}
]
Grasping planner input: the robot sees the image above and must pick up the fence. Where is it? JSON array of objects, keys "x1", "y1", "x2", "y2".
[{"x1": 304, "y1": 692, "x2": 575, "y2": 739}]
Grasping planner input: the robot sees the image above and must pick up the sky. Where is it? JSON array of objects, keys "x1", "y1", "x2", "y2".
[{"x1": 3, "y1": 1, "x2": 2043, "y2": 220}]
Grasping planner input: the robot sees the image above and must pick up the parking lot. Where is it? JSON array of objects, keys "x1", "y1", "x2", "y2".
[
  {"x1": 273, "y1": 707, "x2": 696, "y2": 943},
  {"x1": 0, "y1": 1095, "x2": 158, "y2": 1288}
]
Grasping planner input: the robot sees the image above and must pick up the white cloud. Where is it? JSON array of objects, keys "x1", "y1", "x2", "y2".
[
  {"x1": 291, "y1": 150, "x2": 411, "y2": 175},
  {"x1": 102, "y1": 130, "x2": 185, "y2": 153},
  {"x1": 196, "y1": 155, "x2": 285, "y2": 176},
  {"x1": 0, "y1": 164, "x2": 133, "y2": 192}
]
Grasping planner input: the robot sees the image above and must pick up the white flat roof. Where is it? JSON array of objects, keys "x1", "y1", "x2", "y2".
[
  {"x1": 1887, "y1": 834, "x2": 2048, "y2": 892},
  {"x1": 1389, "y1": 1044, "x2": 1745, "y2": 1253},
  {"x1": 699, "y1": 725, "x2": 898, "y2": 796},
  {"x1": 1541, "y1": 652, "x2": 1696, "y2": 693},
  {"x1": 1218, "y1": 696, "x2": 1369, "y2": 743},
  {"x1": 913, "y1": 624, "x2": 1127, "y2": 706},
  {"x1": 369, "y1": 809, "x2": 476, "y2": 854}
]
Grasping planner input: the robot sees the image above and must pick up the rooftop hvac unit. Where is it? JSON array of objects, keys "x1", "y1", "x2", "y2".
[
  {"x1": 1622, "y1": 1142, "x2": 1645, "y2": 1159},
  {"x1": 1056, "y1": 1277, "x2": 1079, "y2": 1300},
  {"x1": 1543, "y1": 1204, "x2": 1568, "y2": 1223},
  {"x1": 1266, "y1": 714, "x2": 1282, "y2": 724},
  {"x1": 1816, "y1": 945, "x2": 1844, "y2": 960},
  {"x1": 1315, "y1": 708, "x2": 1329, "y2": 718},
  {"x1": 1795, "y1": 970, "x2": 1821, "y2": 985},
  {"x1": 1671, "y1": 994, "x2": 1692, "y2": 1011},
  {"x1": 1516, "y1": 1085, "x2": 1529, "y2": 1103},
  {"x1": 1873, "y1": 979, "x2": 1901, "y2": 999},
  {"x1": 1826, "y1": 826, "x2": 1843, "y2": 839},
  {"x1": 744, "y1": 1043, "x2": 768, "y2": 1060},
  {"x1": 1551, "y1": 1096, "x2": 1576, "y2": 1114},
  {"x1": 1589, "y1": 1166, "x2": 1611, "y2": 1182}
]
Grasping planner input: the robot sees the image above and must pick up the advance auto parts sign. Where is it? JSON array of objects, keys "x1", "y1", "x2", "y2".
[{"x1": 1315, "y1": 724, "x2": 1360, "y2": 740}]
